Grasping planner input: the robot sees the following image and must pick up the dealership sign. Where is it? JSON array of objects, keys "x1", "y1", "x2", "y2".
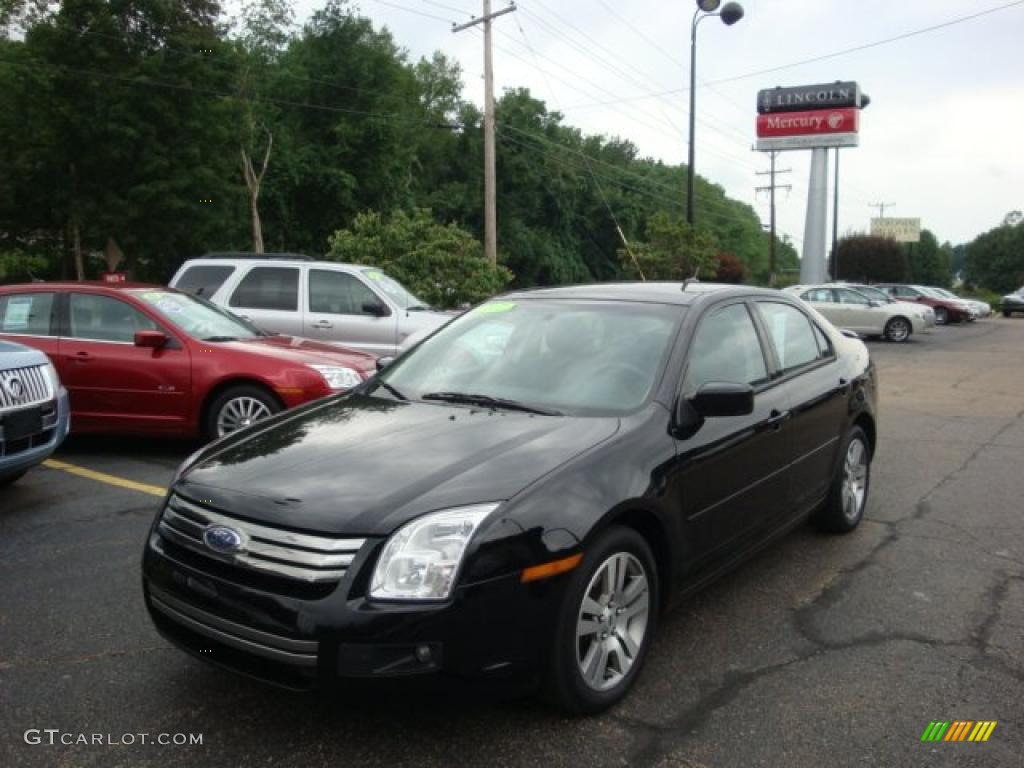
[
  {"x1": 758, "y1": 81, "x2": 862, "y2": 114},
  {"x1": 871, "y1": 217, "x2": 921, "y2": 243},
  {"x1": 757, "y1": 108, "x2": 859, "y2": 138}
]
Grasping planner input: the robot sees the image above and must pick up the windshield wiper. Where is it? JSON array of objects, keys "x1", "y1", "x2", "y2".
[
  {"x1": 405, "y1": 304, "x2": 431, "y2": 311},
  {"x1": 200, "y1": 336, "x2": 239, "y2": 342},
  {"x1": 421, "y1": 391, "x2": 561, "y2": 416},
  {"x1": 374, "y1": 380, "x2": 408, "y2": 401}
]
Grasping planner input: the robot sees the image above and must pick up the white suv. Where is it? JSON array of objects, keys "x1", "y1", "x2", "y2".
[{"x1": 169, "y1": 255, "x2": 452, "y2": 357}]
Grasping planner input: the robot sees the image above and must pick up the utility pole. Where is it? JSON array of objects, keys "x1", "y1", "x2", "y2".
[
  {"x1": 453, "y1": 2, "x2": 517, "y2": 265},
  {"x1": 755, "y1": 151, "x2": 791, "y2": 286},
  {"x1": 869, "y1": 201, "x2": 895, "y2": 219},
  {"x1": 831, "y1": 147, "x2": 840, "y2": 278}
]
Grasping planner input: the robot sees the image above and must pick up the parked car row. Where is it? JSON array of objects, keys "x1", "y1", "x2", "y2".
[{"x1": 786, "y1": 282, "x2": 991, "y2": 343}]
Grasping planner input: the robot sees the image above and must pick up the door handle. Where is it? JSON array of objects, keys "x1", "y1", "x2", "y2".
[
  {"x1": 311, "y1": 321, "x2": 333, "y2": 330},
  {"x1": 766, "y1": 409, "x2": 791, "y2": 429},
  {"x1": 73, "y1": 351, "x2": 93, "y2": 363}
]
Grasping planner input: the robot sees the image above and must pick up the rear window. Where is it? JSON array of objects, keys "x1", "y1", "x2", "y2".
[
  {"x1": 0, "y1": 293, "x2": 55, "y2": 336},
  {"x1": 229, "y1": 267, "x2": 299, "y2": 311},
  {"x1": 174, "y1": 265, "x2": 235, "y2": 297}
]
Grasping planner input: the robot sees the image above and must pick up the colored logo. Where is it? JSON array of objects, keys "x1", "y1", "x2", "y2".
[
  {"x1": 921, "y1": 721, "x2": 997, "y2": 742},
  {"x1": 203, "y1": 525, "x2": 245, "y2": 554}
]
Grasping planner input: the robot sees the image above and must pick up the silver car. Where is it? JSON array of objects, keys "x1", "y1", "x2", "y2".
[{"x1": 169, "y1": 255, "x2": 452, "y2": 357}]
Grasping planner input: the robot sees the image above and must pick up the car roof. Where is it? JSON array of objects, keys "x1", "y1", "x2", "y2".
[
  {"x1": 0, "y1": 281, "x2": 166, "y2": 292},
  {"x1": 501, "y1": 281, "x2": 787, "y2": 306},
  {"x1": 182, "y1": 256, "x2": 371, "y2": 270}
]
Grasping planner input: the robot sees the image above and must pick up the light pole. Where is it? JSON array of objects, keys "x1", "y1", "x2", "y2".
[{"x1": 687, "y1": 0, "x2": 744, "y2": 226}]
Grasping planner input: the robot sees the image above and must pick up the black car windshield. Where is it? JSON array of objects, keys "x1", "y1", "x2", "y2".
[
  {"x1": 130, "y1": 289, "x2": 263, "y2": 340},
  {"x1": 360, "y1": 268, "x2": 429, "y2": 309},
  {"x1": 378, "y1": 299, "x2": 683, "y2": 415}
]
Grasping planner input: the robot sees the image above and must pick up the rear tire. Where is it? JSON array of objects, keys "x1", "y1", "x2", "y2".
[
  {"x1": 204, "y1": 385, "x2": 282, "y2": 441},
  {"x1": 883, "y1": 317, "x2": 911, "y2": 343},
  {"x1": 813, "y1": 426, "x2": 871, "y2": 534},
  {"x1": 934, "y1": 307, "x2": 949, "y2": 325},
  {"x1": 1003, "y1": 310, "x2": 1011, "y2": 318},
  {"x1": 545, "y1": 526, "x2": 658, "y2": 715}
]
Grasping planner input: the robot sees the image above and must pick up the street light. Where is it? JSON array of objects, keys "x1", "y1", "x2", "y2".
[{"x1": 687, "y1": 0, "x2": 744, "y2": 225}]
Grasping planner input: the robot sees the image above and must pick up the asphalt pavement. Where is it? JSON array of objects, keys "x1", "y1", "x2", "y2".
[{"x1": 1, "y1": 318, "x2": 1022, "y2": 767}]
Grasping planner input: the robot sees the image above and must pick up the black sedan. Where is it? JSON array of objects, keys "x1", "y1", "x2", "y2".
[
  {"x1": 142, "y1": 283, "x2": 878, "y2": 713},
  {"x1": 1001, "y1": 289, "x2": 1024, "y2": 317}
]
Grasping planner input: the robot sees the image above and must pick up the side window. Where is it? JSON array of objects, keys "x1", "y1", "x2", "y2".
[
  {"x1": 69, "y1": 294, "x2": 157, "y2": 343},
  {"x1": 685, "y1": 303, "x2": 768, "y2": 392},
  {"x1": 309, "y1": 270, "x2": 382, "y2": 315},
  {"x1": 229, "y1": 267, "x2": 299, "y2": 311},
  {"x1": 802, "y1": 288, "x2": 834, "y2": 303},
  {"x1": 835, "y1": 289, "x2": 870, "y2": 306},
  {"x1": 812, "y1": 323, "x2": 834, "y2": 358},
  {"x1": 758, "y1": 302, "x2": 824, "y2": 373},
  {"x1": 0, "y1": 293, "x2": 55, "y2": 336},
  {"x1": 174, "y1": 265, "x2": 235, "y2": 297}
]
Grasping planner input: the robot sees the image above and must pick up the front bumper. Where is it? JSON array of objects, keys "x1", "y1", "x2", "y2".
[
  {"x1": 142, "y1": 516, "x2": 561, "y2": 690},
  {"x1": 0, "y1": 389, "x2": 70, "y2": 479}
]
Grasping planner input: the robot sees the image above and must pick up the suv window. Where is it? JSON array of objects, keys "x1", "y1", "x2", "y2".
[
  {"x1": 758, "y1": 302, "x2": 824, "y2": 373},
  {"x1": 836, "y1": 288, "x2": 870, "y2": 305},
  {"x1": 685, "y1": 303, "x2": 768, "y2": 391},
  {"x1": 175, "y1": 265, "x2": 235, "y2": 297},
  {"x1": 0, "y1": 293, "x2": 55, "y2": 336},
  {"x1": 229, "y1": 267, "x2": 299, "y2": 311},
  {"x1": 308, "y1": 270, "x2": 382, "y2": 315},
  {"x1": 69, "y1": 294, "x2": 158, "y2": 342}
]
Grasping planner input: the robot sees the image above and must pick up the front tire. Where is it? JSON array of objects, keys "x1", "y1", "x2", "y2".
[
  {"x1": 813, "y1": 426, "x2": 871, "y2": 533},
  {"x1": 884, "y1": 317, "x2": 912, "y2": 343},
  {"x1": 546, "y1": 526, "x2": 658, "y2": 715},
  {"x1": 205, "y1": 385, "x2": 282, "y2": 441}
]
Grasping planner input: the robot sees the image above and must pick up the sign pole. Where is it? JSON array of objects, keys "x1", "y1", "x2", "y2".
[{"x1": 801, "y1": 147, "x2": 830, "y2": 284}]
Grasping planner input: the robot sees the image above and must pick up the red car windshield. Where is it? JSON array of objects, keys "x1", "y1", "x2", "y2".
[{"x1": 130, "y1": 290, "x2": 263, "y2": 341}]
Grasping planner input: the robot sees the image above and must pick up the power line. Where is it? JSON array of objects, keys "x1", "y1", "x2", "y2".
[{"x1": 366, "y1": 0, "x2": 455, "y2": 24}]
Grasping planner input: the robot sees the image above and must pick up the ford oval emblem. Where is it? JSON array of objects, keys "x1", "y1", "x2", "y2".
[{"x1": 203, "y1": 525, "x2": 245, "y2": 554}]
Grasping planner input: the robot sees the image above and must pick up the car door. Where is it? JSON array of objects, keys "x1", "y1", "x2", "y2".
[
  {"x1": 304, "y1": 268, "x2": 398, "y2": 356},
  {"x1": 833, "y1": 288, "x2": 881, "y2": 334},
  {"x1": 755, "y1": 300, "x2": 847, "y2": 516},
  {"x1": 0, "y1": 291, "x2": 60, "y2": 362},
  {"x1": 226, "y1": 265, "x2": 304, "y2": 336},
  {"x1": 58, "y1": 293, "x2": 192, "y2": 433},
  {"x1": 669, "y1": 301, "x2": 794, "y2": 567}
]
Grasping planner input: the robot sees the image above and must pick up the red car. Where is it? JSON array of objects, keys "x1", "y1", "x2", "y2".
[
  {"x1": 874, "y1": 284, "x2": 972, "y2": 325},
  {"x1": 0, "y1": 282, "x2": 377, "y2": 439}
]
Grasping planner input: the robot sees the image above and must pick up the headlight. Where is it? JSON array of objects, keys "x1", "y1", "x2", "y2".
[
  {"x1": 41, "y1": 361, "x2": 61, "y2": 395},
  {"x1": 370, "y1": 503, "x2": 499, "y2": 601},
  {"x1": 309, "y1": 365, "x2": 362, "y2": 390}
]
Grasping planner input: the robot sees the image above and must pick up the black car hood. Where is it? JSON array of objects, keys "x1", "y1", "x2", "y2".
[{"x1": 176, "y1": 394, "x2": 619, "y2": 536}]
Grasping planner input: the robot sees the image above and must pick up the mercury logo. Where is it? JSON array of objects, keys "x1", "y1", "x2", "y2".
[
  {"x1": 827, "y1": 112, "x2": 844, "y2": 129},
  {"x1": 2, "y1": 376, "x2": 26, "y2": 401}
]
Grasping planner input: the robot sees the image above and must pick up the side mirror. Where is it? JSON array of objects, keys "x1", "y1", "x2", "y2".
[
  {"x1": 362, "y1": 301, "x2": 390, "y2": 318},
  {"x1": 376, "y1": 356, "x2": 395, "y2": 371},
  {"x1": 134, "y1": 330, "x2": 168, "y2": 349},
  {"x1": 691, "y1": 381, "x2": 754, "y2": 418},
  {"x1": 868, "y1": 299, "x2": 881, "y2": 308}
]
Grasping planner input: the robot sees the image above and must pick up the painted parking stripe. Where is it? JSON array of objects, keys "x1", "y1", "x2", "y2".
[{"x1": 43, "y1": 459, "x2": 167, "y2": 498}]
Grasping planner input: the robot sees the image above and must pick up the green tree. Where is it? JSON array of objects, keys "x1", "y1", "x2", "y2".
[
  {"x1": 964, "y1": 218, "x2": 1024, "y2": 292},
  {"x1": 906, "y1": 229, "x2": 950, "y2": 288},
  {"x1": 326, "y1": 209, "x2": 513, "y2": 308},
  {"x1": 619, "y1": 211, "x2": 718, "y2": 281},
  {"x1": 832, "y1": 235, "x2": 909, "y2": 283}
]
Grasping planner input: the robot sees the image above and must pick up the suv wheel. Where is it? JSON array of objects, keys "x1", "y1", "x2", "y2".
[
  {"x1": 546, "y1": 526, "x2": 658, "y2": 714},
  {"x1": 206, "y1": 385, "x2": 281, "y2": 440}
]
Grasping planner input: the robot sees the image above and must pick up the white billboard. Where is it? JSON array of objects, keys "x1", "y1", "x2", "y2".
[
  {"x1": 755, "y1": 133, "x2": 860, "y2": 152},
  {"x1": 870, "y1": 217, "x2": 921, "y2": 243}
]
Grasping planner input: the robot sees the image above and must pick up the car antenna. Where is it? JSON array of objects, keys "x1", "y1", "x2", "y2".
[{"x1": 681, "y1": 267, "x2": 700, "y2": 292}]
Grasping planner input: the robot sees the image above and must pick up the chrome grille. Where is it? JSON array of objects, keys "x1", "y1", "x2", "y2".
[
  {"x1": 158, "y1": 495, "x2": 365, "y2": 584},
  {"x1": 0, "y1": 365, "x2": 52, "y2": 412}
]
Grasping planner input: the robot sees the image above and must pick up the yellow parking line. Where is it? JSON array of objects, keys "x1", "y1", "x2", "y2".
[{"x1": 43, "y1": 459, "x2": 167, "y2": 498}]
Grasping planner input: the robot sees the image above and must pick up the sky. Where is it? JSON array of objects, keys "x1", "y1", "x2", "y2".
[{"x1": 295, "y1": 0, "x2": 1024, "y2": 252}]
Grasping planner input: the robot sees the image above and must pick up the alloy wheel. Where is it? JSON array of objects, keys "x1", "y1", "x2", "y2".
[
  {"x1": 216, "y1": 396, "x2": 272, "y2": 437},
  {"x1": 842, "y1": 438, "x2": 869, "y2": 522},
  {"x1": 576, "y1": 552, "x2": 650, "y2": 692},
  {"x1": 887, "y1": 318, "x2": 910, "y2": 342}
]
